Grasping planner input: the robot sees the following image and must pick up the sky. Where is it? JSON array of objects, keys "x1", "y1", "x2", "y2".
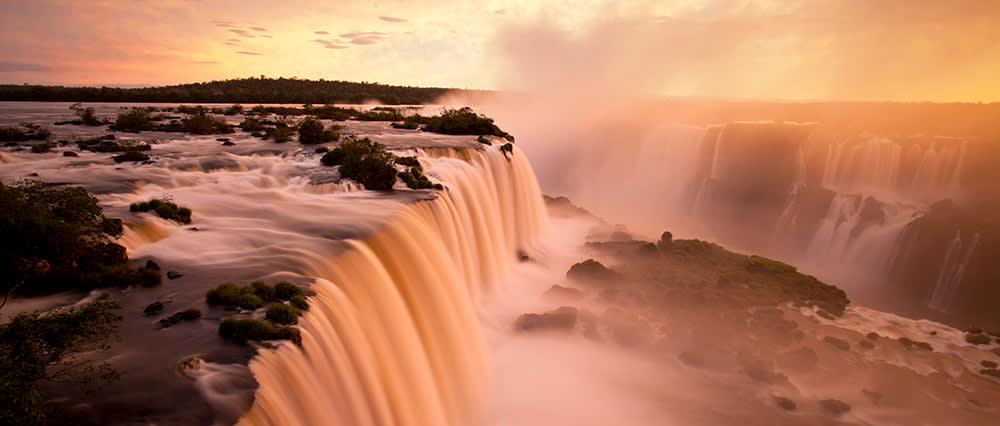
[{"x1": 1, "y1": 0, "x2": 999, "y2": 101}]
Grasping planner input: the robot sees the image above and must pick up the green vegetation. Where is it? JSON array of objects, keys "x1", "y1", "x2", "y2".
[
  {"x1": 581, "y1": 233, "x2": 850, "y2": 316},
  {"x1": 321, "y1": 138, "x2": 398, "y2": 190},
  {"x1": 418, "y1": 107, "x2": 514, "y2": 141},
  {"x1": 274, "y1": 281, "x2": 305, "y2": 300},
  {"x1": 354, "y1": 108, "x2": 404, "y2": 121},
  {"x1": 55, "y1": 103, "x2": 105, "y2": 126},
  {"x1": 298, "y1": 117, "x2": 341, "y2": 144},
  {"x1": 178, "y1": 111, "x2": 234, "y2": 134},
  {"x1": 398, "y1": 165, "x2": 443, "y2": 190},
  {"x1": 76, "y1": 135, "x2": 151, "y2": 153},
  {"x1": 112, "y1": 150, "x2": 150, "y2": 163},
  {"x1": 30, "y1": 143, "x2": 52, "y2": 154},
  {"x1": 0, "y1": 293, "x2": 122, "y2": 426},
  {"x1": 206, "y1": 282, "x2": 241, "y2": 306},
  {"x1": 0, "y1": 180, "x2": 164, "y2": 295},
  {"x1": 0, "y1": 77, "x2": 457, "y2": 104},
  {"x1": 477, "y1": 135, "x2": 491, "y2": 145},
  {"x1": 391, "y1": 121, "x2": 419, "y2": 130},
  {"x1": 0, "y1": 122, "x2": 52, "y2": 142},
  {"x1": 129, "y1": 199, "x2": 192, "y2": 224},
  {"x1": 218, "y1": 318, "x2": 300, "y2": 345},
  {"x1": 265, "y1": 303, "x2": 299, "y2": 325},
  {"x1": 110, "y1": 108, "x2": 155, "y2": 132},
  {"x1": 289, "y1": 295, "x2": 309, "y2": 311},
  {"x1": 207, "y1": 281, "x2": 284, "y2": 311},
  {"x1": 500, "y1": 142, "x2": 514, "y2": 155},
  {"x1": 238, "y1": 294, "x2": 264, "y2": 310}
]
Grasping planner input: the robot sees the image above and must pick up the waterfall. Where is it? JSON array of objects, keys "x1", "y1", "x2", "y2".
[
  {"x1": 236, "y1": 145, "x2": 548, "y2": 426},
  {"x1": 928, "y1": 231, "x2": 981, "y2": 312}
]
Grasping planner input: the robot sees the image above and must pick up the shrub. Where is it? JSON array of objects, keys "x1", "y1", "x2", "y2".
[
  {"x1": 420, "y1": 107, "x2": 514, "y2": 141},
  {"x1": 289, "y1": 295, "x2": 309, "y2": 310},
  {"x1": 322, "y1": 138, "x2": 398, "y2": 190},
  {"x1": 500, "y1": 143, "x2": 513, "y2": 158},
  {"x1": 218, "y1": 318, "x2": 300, "y2": 345},
  {"x1": 0, "y1": 122, "x2": 52, "y2": 142},
  {"x1": 477, "y1": 135, "x2": 491, "y2": 145},
  {"x1": 265, "y1": 303, "x2": 299, "y2": 325},
  {"x1": 111, "y1": 108, "x2": 155, "y2": 132},
  {"x1": 130, "y1": 198, "x2": 192, "y2": 224},
  {"x1": 395, "y1": 156, "x2": 420, "y2": 167},
  {"x1": 239, "y1": 118, "x2": 264, "y2": 132},
  {"x1": 112, "y1": 150, "x2": 150, "y2": 163},
  {"x1": 966, "y1": 333, "x2": 992, "y2": 345},
  {"x1": 70, "y1": 103, "x2": 103, "y2": 125},
  {"x1": 315, "y1": 146, "x2": 329, "y2": 153},
  {"x1": 391, "y1": 121, "x2": 419, "y2": 130},
  {"x1": 247, "y1": 281, "x2": 276, "y2": 301},
  {"x1": 265, "y1": 125, "x2": 295, "y2": 143},
  {"x1": 0, "y1": 181, "x2": 147, "y2": 294},
  {"x1": 275, "y1": 281, "x2": 305, "y2": 300},
  {"x1": 206, "y1": 283, "x2": 241, "y2": 306},
  {"x1": 181, "y1": 112, "x2": 234, "y2": 135},
  {"x1": 179, "y1": 308, "x2": 202, "y2": 320},
  {"x1": 30, "y1": 143, "x2": 51, "y2": 154},
  {"x1": 398, "y1": 166, "x2": 442, "y2": 190},
  {"x1": 238, "y1": 294, "x2": 264, "y2": 310},
  {"x1": 298, "y1": 117, "x2": 340, "y2": 144},
  {"x1": 745, "y1": 255, "x2": 797, "y2": 273}
]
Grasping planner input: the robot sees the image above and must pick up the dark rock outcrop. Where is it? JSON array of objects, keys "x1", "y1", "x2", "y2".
[{"x1": 514, "y1": 306, "x2": 578, "y2": 332}]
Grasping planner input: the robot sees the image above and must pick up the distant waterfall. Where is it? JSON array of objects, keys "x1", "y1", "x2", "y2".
[
  {"x1": 928, "y1": 231, "x2": 981, "y2": 312},
  {"x1": 236, "y1": 146, "x2": 548, "y2": 426}
]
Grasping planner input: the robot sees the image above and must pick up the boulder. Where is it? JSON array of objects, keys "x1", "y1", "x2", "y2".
[
  {"x1": 819, "y1": 399, "x2": 851, "y2": 415},
  {"x1": 514, "y1": 306, "x2": 578, "y2": 332},
  {"x1": 166, "y1": 271, "x2": 183, "y2": 279},
  {"x1": 144, "y1": 301, "x2": 164, "y2": 316},
  {"x1": 543, "y1": 285, "x2": 584, "y2": 301}
]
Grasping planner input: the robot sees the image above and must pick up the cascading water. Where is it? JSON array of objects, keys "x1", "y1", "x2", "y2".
[
  {"x1": 237, "y1": 146, "x2": 548, "y2": 426},
  {"x1": 928, "y1": 231, "x2": 981, "y2": 312}
]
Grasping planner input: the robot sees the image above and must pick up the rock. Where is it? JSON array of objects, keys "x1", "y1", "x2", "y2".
[
  {"x1": 222, "y1": 141, "x2": 236, "y2": 146},
  {"x1": 823, "y1": 336, "x2": 850, "y2": 351},
  {"x1": 816, "y1": 310, "x2": 836, "y2": 320},
  {"x1": 862, "y1": 389, "x2": 883, "y2": 404},
  {"x1": 819, "y1": 399, "x2": 851, "y2": 415},
  {"x1": 159, "y1": 308, "x2": 201, "y2": 328},
  {"x1": 517, "y1": 250, "x2": 532, "y2": 262},
  {"x1": 566, "y1": 259, "x2": 621, "y2": 284},
  {"x1": 982, "y1": 360, "x2": 998, "y2": 369},
  {"x1": 743, "y1": 360, "x2": 789, "y2": 385},
  {"x1": 144, "y1": 259, "x2": 160, "y2": 271},
  {"x1": 866, "y1": 332, "x2": 880, "y2": 340},
  {"x1": 777, "y1": 346, "x2": 819, "y2": 372},
  {"x1": 858, "y1": 339, "x2": 875, "y2": 350},
  {"x1": 144, "y1": 301, "x2": 164, "y2": 316},
  {"x1": 543, "y1": 285, "x2": 584, "y2": 301},
  {"x1": 773, "y1": 396, "x2": 797, "y2": 411},
  {"x1": 514, "y1": 306, "x2": 578, "y2": 332},
  {"x1": 101, "y1": 134, "x2": 116, "y2": 140},
  {"x1": 216, "y1": 138, "x2": 230, "y2": 142},
  {"x1": 62, "y1": 151, "x2": 79, "y2": 157},
  {"x1": 166, "y1": 271, "x2": 183, "y2": 279}
]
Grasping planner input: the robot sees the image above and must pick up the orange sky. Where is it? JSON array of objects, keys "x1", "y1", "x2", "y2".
[{"x1": 1, "y1": 0, "x2": 999, "y2": 101}]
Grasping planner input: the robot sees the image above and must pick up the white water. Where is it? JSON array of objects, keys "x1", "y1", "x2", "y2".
[
  {"x1": 928, "y1": 231, "x2": 981, "y2": 312},
  {"x1": 237, "y1": 146, "x2": 548, "y2": 426}
]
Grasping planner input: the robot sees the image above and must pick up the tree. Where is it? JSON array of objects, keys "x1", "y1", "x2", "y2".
[{"x1": 0, "y1": 293, "x2": 122, "y2": 425}]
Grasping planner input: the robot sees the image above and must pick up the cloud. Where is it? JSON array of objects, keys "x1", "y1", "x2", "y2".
[
  {"x1": 188, "y1": 60, "x2": 220, "y2": 65},
  {"x1": 228, "y1": 29, "x2": 255, "y2": 38},
  {"x1": 236, "y1": 51, "x2": 262, "y2": 56},
  {"x1": 0, "y1": 62, "x2": 53, "y2": 72},
  {"x1": 314, "y1": 31, "x2": 329, "y2": 35},
  {"x1": 249, "y1": 26, "x2": 267, "y2": 32},
  {"x1": 339, "y1": 31, "x2": 386, "y2": 38},
  {"x1": 350, "y1": 38, "x2": 379, "y2": 45},
  {"x1": 260, "y1": 34, "x2": 272, "y2": 38},
  {"x1": 379, "y1": 16, "x2": 407, "y2": 23},
  {"x1": 312, "y1": 39, "x2": 349, "y2": 50},
  {"x1": 226, "y1": 38, "x2": 240, "y2": 43},
  {"x1": 494, "y1": 9, "x2": 506, "y2": 15}
]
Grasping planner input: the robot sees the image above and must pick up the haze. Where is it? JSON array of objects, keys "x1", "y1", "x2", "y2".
[{"x1": 2, "y1": 0, "x2": 1000, "y2": 101}]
